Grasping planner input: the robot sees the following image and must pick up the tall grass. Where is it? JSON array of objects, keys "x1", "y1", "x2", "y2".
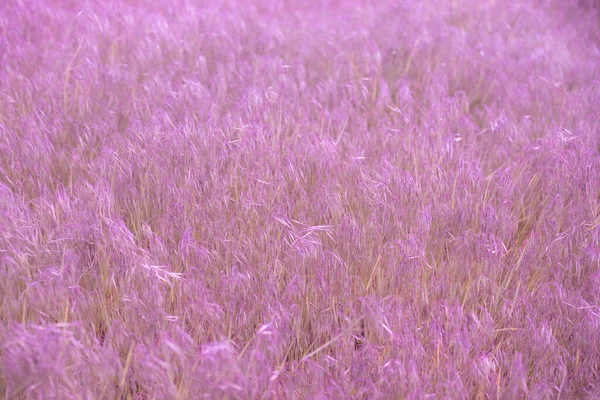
[{"x1": 1, "y1": 0, "x2": 599, "y2": 398}]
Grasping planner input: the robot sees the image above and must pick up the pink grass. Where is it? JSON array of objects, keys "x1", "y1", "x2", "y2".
[{"x1": 1, "y1": 0, "x2": 599, "y2": 398}]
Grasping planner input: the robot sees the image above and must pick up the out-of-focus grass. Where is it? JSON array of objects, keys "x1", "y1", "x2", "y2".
[{"x1": 0, "y1": 0, "x2": 599, "y2": 398}]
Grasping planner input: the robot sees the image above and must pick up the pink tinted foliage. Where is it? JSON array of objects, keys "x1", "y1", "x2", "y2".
[{"x1": 1, "y1": 0, "x2": 600, "y2": 398}]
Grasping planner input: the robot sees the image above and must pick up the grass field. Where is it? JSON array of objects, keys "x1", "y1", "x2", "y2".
[{"x1": 1, "y1": 0, "x2": 599, "y2": 398}]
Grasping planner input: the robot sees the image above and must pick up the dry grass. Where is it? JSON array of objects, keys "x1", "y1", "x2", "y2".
[{"x1": 0, "y1": 0, "x2": 599, "y2": 398}]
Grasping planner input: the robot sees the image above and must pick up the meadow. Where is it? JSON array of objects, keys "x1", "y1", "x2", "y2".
[{"x1": 1, "y1": 0, "x2": 599, "y2": 398}]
